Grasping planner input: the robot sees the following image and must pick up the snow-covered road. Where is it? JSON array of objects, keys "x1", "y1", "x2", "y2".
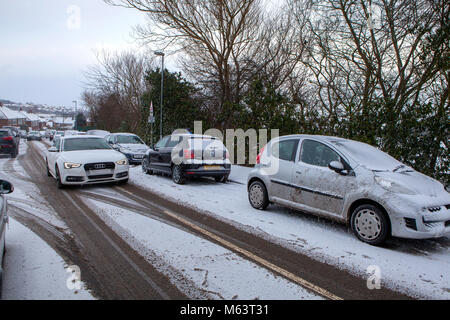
[
  {"x1": 0, "y1": 139, "x2": 448, "y2": 299},
  {"x1": 2, "y1": 218, "x2": 93, "y2": 300},
  {"x1": 129, "y1": 165, "x2": 450, "y2": 299},
  {"x1": 0, "y1": 140, "x2": 93, "y2": 299}
]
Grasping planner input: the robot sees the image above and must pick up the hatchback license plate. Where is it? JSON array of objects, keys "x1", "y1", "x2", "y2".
[{"x1": 204, "y1": 165, "x2": 221, "y2": 170}]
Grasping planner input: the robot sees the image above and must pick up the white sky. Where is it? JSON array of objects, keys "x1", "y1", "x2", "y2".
[
  {"x1": 0, "y1": 0, "x2": 282, "y2": 109},
  {"x1": 0, "y1": 0, "x2": 150, "y2": 108}
]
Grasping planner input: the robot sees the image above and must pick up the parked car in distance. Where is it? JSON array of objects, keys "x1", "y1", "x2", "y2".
[
  {"x1": 49, "y1": 130, "x2": 56, "y2": 141},
  {"x1": 0, "y1": 128, "x2": 20, "y2": 158},
  {"x1": 63, "y1": 130, "x2": 77, "y2": 137},
  {"x1": 19, "y1": 130, "x2": 27, "y2": 139},
  {"x1": 86, "y1": 130, "x2": 110, "y2": 138},
  {"x1": 45, "y1": 135, "x2": 129, "y2": 188},
  {"x1": 247, "y1": 134, "x2": 450, "y2": 245},
  {"x1": 27, "y1": 131, "x2": 42, "y2": 141},
  {"x1": 2, "y1": 126, "x2": 20, "y2": 138},
  {"x1": 0, "y1": 179, "x2": 14, "y2": 298},
  {"x1": 142, "y1": 134, "x2": 231, "y2": 184},
  {"x1": 105, "y1": 133, "x2": 150, "y2": 164}
]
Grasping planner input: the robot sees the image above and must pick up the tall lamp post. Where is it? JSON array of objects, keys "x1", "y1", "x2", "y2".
[
  {"x1": 72, "y1": 100, "x2": 77, "y2": 131},
  {"x1": 154, "y1": 51, "x2": 164, "y2": 139}
]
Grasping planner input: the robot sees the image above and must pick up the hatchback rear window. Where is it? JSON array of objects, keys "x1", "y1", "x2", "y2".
[
  {"x1": 188, "y1": 137, "x2": 220, "y2": 149},
  {"x1": 0, "y1": 130, "x2": 10, "y2": 137}
]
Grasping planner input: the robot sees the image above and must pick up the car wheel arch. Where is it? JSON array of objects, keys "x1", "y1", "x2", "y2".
[
  {"x1": 347, "y1": 199, "x2": 391, "y2": 235},
  {"x1": 248, "y1": 177, "x2": 267, "y2": 192}
]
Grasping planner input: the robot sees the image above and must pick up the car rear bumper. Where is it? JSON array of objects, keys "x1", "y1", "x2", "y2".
[
  {"x1": 0, "y1": 145, "x2": 14, "y2": 154},
  {"x1": 182, "y1": 164, "x2": 231, "y2": 177}
]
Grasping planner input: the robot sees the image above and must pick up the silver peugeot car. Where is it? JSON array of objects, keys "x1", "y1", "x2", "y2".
[{"x1": 247, "y1": 135, "x2": 450, "y2": 245}]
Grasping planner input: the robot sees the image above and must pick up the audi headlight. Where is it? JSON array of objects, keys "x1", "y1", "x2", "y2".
[
  {"x1": 64, "y1": 162, "x2": 82, "y2": 169},
  {"x1": 116, "y1": 159, "x2": 128, "y2": 165},
  {"x1": 374, "y1": 176, "x2": 416, "y2": 195}
]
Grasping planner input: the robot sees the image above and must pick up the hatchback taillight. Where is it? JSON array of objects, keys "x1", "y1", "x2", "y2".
[
  {"x1": 2, "y1": 136, "x2": 13, "y2": 141},
  {"x1": 184, "y1": 149, "x2": 195, "y2": 159},
  {"x1": 256, "y1": 146, "x2": 266, "y2": 164}
]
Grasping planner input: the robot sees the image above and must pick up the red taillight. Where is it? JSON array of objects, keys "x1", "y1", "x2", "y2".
[
  {"x1": 184, "y1": 149, "x2": 194, "y2": 159},
  {"x1": 256, "y1": 146, "x2": 265, "y2": 164},
  {"x1": 2, "y1": 136, "x2": 13, "y2": 141}
]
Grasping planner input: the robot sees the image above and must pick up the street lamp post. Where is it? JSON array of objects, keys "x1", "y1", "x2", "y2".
[
  {"x1": 72, "y1": 100, "x2": 77, "y2": 131},
  {"x1": 154, "y1": 51, "x2": 165, "y2": 139}
]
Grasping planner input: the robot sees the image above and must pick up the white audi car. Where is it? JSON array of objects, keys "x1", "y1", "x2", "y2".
[{"x1": 45, "y1": 135, "x2": 129, "y2": 188}]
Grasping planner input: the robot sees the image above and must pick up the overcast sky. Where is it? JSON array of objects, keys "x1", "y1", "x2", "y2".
[{"x1": 0, "y1": 0, "x2": 150, "y2": 108}]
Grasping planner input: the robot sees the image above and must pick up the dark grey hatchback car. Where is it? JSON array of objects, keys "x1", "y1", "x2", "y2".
[
  {"x1": 142, "y1": 134, "x2": 231, "y2": 184},
  {"x1": 0, "y1": 179, "x2": 13, "y2": 298}
]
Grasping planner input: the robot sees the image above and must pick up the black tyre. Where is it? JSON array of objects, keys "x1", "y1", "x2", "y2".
[
  {"x1": 351, "y1": 204, "x2": 390, "y2": 245},
  {"x1": 248, "y1": 180, "x2": 269, "y2": 210},
  {"x1": 142, "y1": 157, "x2": 153, "y2": 175},
  {"x1": 46, "y1": 160, "x2": 51, "y2": 177},
  {"x1": 215, "y1": 174, "x2": 229, "y2": 183},
  {"x1": 55, "y1": 166, "x2": 64, "y2": 189},
  {"x1": 10, "y1": 148, "x2": 17, "y2": 158},
  {"x1": 172, "y1": 164, "x2": 185, "y2": 184}
]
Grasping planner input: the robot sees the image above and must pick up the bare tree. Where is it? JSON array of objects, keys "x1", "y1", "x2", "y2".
[
  {"x1": 82, "y1": 50, "x2": 151, "y2": 131},
  {"x1": 104, "y1": 0, "x2": 279, "y2": 128},
  {"x1": 289, "y1": 0, "x2": 449, "y2": 118}
]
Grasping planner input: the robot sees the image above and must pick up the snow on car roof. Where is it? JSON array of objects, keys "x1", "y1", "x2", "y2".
[
  {"x1": 61, "y1": 135, "x2": 104, "y2": 140},
  {"x1": 111, "y1": 132, "x2": 137, "y2": 136}
]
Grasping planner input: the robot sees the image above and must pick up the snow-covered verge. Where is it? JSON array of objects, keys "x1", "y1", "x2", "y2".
[
  {"x1": 83, "y1": 198, "x2": 322, "y2": 300},
  {"x1": 129, "y1": 165, "x2": 450, "y2": 299},
  {"x1": 2, "y1": 218, "x2": 94, "y2": 300}
]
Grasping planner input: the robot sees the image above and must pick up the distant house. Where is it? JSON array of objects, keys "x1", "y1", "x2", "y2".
[
  {"x1": 0, "y1": 106, "x2": 27, "y2": 128},
  {"x1": 20, "y1": 111, "x2": 41, "y2": 130},
  {"x1": 47, "y1": 116, "x2": 75, "y2": 130}
]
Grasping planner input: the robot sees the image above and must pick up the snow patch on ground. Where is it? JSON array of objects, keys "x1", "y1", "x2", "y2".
[
  {"x1": 2, "y1": 218, "x2": 94, "y2": 300},
  {"x1": 83, "y1": 198, "x2": 322, "y2": 300},
  {"x1": 129, "y1": 165, "x2": 450, "y2": 299}
]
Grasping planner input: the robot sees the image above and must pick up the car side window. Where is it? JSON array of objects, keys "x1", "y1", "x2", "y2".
[
  {"x1": 54, "y1": 138, "x2": 61, "y2": 151},
  {"x1": 271, "y1": 139, "x2": 299, "y2": 162},
  {"x1": 300, "y1": 139, "x2": 341, "y2": 167},
  {"x1": 155, "y1": 136, "x2": 170, "y2": 148},
  {"x1": 166, "y1": 136, "x2": 182, "y2": 148}
]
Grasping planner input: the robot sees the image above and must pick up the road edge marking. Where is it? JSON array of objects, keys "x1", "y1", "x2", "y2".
[{"x1": 162, "y1": 208, "x2": 342, "y2": 300}]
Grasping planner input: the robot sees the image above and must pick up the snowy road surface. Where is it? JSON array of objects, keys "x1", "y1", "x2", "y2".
[
  {"x1": 2, "y1": 218, "x2": 93, "y2": 300},
  {"x1": 0, "y1": 139, "x2": 448, "y2": 299}
]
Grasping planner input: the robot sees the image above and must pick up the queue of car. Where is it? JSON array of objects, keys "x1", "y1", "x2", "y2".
[
  {"x1": 40, "y1": 130, "x2": 450, "y2": 245},
  {"x1": 0, "y1": 127, "x2": 449, "y2": 298}
]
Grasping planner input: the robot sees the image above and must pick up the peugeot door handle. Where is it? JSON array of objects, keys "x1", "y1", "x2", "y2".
[{"x1": 296, "y1": 171, "x2": 302, "y2": 174}]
